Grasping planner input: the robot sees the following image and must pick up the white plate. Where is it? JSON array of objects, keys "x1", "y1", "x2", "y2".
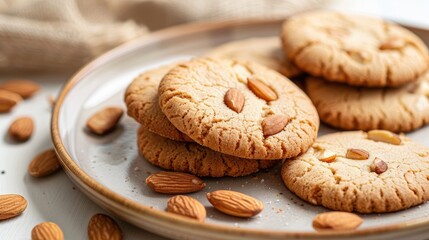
[{"x1": 52, "y1": 19, "x2": 429, "y2": 240}]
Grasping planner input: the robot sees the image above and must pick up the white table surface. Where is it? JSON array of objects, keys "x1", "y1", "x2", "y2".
[{"x1": 2, "y1": 1, "x2": 429, "y2": 239}]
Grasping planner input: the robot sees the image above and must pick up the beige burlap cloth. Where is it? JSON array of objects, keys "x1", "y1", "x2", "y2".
[{"x1": 0, "y1": 0, "x2": 326, "y2": 72}]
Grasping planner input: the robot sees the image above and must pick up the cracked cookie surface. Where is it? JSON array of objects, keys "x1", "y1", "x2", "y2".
[
  {"x1": 206, "y1": 37, "x2": 302, "y2": 78},
  {"x1": 306, "y1": 71, "x2": 429, "y2": 132},
  {"x1": 158, "y1": 57, "x2": 319, "y2": 159},
  {"x1": 281, "y1": 11, "x2": 429, "y2": 87},
  {"x1": 137, "y1": 128, "x2": 279, "y2": 177},
  {"x1": 281, "y1": 131, "x2": 429, "y2": 213},
  {"x1": 125, "y1": 64, "x2": 193, "y2": 142}
]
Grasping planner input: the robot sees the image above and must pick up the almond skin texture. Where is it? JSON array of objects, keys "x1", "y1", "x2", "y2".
[
  {"x1": 32, "y1": 222, "x2": 64, "y2": 240},
  {"x1": 247, "y1": 77, "x2": 277, "y2": 101},
  {"x1": 224, "y1": 88, "x2": 245, "y2": 113},
  {"x1": 167, "y1": 195, "x2": 206, "y2": 222},
  {"x1": 346, "y1": 148, "x2": 369, "y2": 160},
  {"x1": 88, "y1": 214, "x2": 122, "y2": 240},
  {"x1": 0, "y1": 89, "x2": 22, "y2": 112},
  {"x1": 146, "y1": 172, "x2": 206, "y2": 194},
  {"x1": 367, "y1": 130, "x2": 401, "y2": 145},
  {"x1": 262, "y1": 114, "x2": 289, "y2": 136},
  {"x1": 8, "y1": 116, "x2": 34, "y2": 142},
  {"x1": 313, "y1": 212, "x2": 363, "y2": 231},
  {"x1": 28, "y1": 149, "x2": 61, "y2": 178},
  {"x1": 86, "y1": 107, "x2": 123, "y2": 135},
  {"x1": 0, "y1": 194, "x2": 27, "y2": 220},
  {"x1": 207, "y1": 190, "x2": 263, "y2": 217},
  {"x1": 0, "y1": 80, "x2": 40, "y2": 99}
]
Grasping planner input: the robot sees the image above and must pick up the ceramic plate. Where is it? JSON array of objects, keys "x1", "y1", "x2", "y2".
[{"x1": 52, "y1": 19, "x2": 429, "y2": 240}]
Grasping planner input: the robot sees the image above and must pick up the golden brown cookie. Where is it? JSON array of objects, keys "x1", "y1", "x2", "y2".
[
  {"x1": 158, "y1": 58, "x2": 319, "y2": 160},
  {"x1": 306, "y1": 71, "x2": 429, "y2": 132},
  {"x1": 282, "y1": 11, "x2": 429, "y2": 87},
  {"x1": 281, "y1": 131, "x2": 429, "y2": 213},
  {"x1": 125, "y1": 64, "x2": 192, "y2": 142},
  {"x1": 206, "y1": 37, "x2": 302, "y2": 78},
  {"x1": 137, "y1": 128, "x2": 279, "y2": 177}
]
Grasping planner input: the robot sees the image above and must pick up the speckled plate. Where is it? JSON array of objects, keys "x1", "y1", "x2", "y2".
[{"x1": 51, "y1": 19, "x2": 429, "y2": 240}]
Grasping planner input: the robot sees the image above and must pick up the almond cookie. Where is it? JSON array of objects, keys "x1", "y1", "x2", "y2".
[
  {"x1": 137, "y1": 128, "x2": 279, "y2": 177},
  {"x1": 306, "y1": 71, "x2": 429, "y2": 132},
  {"x1": 206, "y1": 37, "x2": 302, "y2": 78},
  {"x1": 158, "y1": 58, "x2": 319, "y2": 160},
  {"x1": 281, "y1": 131, "x2": 429, "y2": 213},
  {"x1": 282, "y1": 11, "x2": 429, "y2": 87},
  {"x1": 125, "y1": 64, "x2": 193, "y2": 142}
]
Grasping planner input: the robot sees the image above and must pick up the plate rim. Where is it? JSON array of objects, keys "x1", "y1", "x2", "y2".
[{"x1": 51, "y1": 17, "x2": 429, "y2": 239}]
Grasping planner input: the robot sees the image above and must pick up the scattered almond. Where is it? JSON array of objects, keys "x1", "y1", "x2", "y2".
[
  {"x1": 224, "y1": 88, "x2": 245, "y2": 113},
  {"x1": 379, "y1": 37, "x2": 405, "y2": 50},
  {"x1": 88, "y1": 214, "x2": 122, "y2": 240},
  {"x1": 28, "y1": 149, "x2": 61, "y2": 177},
  {"x1": 32, "y1": 222, "x2": 64, "y2": 240},
  {"x1": 262, "y1": 114, "x2": 289, "y2": 136},
  {"x1": 0, "y1": 89, "x2": 22, "y2": 113},
  {"x1": 0, "y1": 80, "x2": 40, "y2": 99},
  {"x1": 367, "y1": 130, "x2": 401, "y2": 145},
  {"x1": 317, "y1": 149, "x2": 337, "y2": 163},
  {"x1": 207, "y1": 190, "x2": 263, "y2": 218},
  {"x1": 86, "y1": 107, "x2": 123, "y2": 135},
  {"x1": 370, "y1": 157, "x2": 388, "y2": 174},
  {"x1": 346, "y1": 148, "x2": 369, "y2": 160},
  {"x1": 313, "y1": 211, "x2": 363, "y2": 231},
  {"x1": 247, "y1": 77, "x2": 277, "y2": 101},
  {"x1": 0, "y1": 194, "x2": 27, "y2": 220},
  {"x1": 8, "y1": 116, "x2": 34, "y2": 142},
  {"x1": 146, "y1": 172, "x2": 206, "y2": 194},
  {"x1": 167, "y1": 195, "x2": 206, "y2": 222}
]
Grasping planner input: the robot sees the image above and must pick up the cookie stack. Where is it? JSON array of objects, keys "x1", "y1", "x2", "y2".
[
  {"x1": 281, "y1": 11, "x2": 429, "y2": 132},
  {"x1": 125, "y1": 57, "x2": 319, "y2": 177}
]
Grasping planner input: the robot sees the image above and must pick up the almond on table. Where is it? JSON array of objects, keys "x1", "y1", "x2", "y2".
[
  {"x1": 0, "y1": 89, "x2": 22, "y2": 113},
  {"x1": 28, "y1": 149, "x2": 62, "y2": 178},
  {"x1": 146, "y1": 172, "x2": 206, "y2": 194},
  {"x1": 0, "y1": 194, "x2": 27, "y2": 220},
  {"x1": 0, "y1": 80, "x2": 40, "y2": 99},
  {"x1": 31, "y1": 222, "x2": 64, "y2": 240},
  {"x1": 167, "y1": 195, "x2": 206, "y2": 222},
  {"x1": 8, "y1": 116, "x2": 34, "y2": 142},
  {"x1": 86, "y1": 107, "x2": 123, "y2": 135},
  {"x1": 207, "y1": 190, "x2": 263, "y2": 218},
  {"x1": 88, "y1": 213, "x2": 122, "y2": 240}
]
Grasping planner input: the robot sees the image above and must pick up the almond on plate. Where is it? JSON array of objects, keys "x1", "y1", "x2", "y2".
[
  {"x1": 312, "y1": 211, "x2": 363, "y2": 231},
  {"x1": 146, "y1": 172, "x2": 206, "y2": 194},
  {"x1": 86, "y1": 107, "x2": 123, "y2": 135},
  {"x1": 207, "y1": 190, "x2": 263, "y2": 218},
  {"x1": 167, "y1": 195, "x2": 206, "y2": 222}
]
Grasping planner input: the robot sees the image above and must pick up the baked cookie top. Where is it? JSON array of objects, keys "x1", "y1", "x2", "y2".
[
  {"x1": 137, "y1": 128, "x2": 278, "y2": 177},
  {"x1": 125, "y1": 64, "x2": 192, "y2": 142},
  {"x1": 158, "y1": 57, "x2": 319, "y2": 159},
  {"x1": 281, "y1": 131, "x2": 429, "y2": 213},
  {"x1": 306, "y1": 71, "x2": 429, "y2": 133},
  {"x1": 281, "y1": 11, "x2": 429, "y2": 87},
  {"x1": 206, "y1": 37, "x2": 302, "y2": 78}
]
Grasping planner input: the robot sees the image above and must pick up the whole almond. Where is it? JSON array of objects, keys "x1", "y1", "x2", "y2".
[
  {"x1": 317, "y1": 149, "x2": 337, "y2": 163},
  {"x1": 32, "y1": 222, "x2": 64, "y2": 240},
  {"x1": 346, "y1": 148, "x2": 369, "y2": 160},
  {"x1": 207, "y1": 190, "x2": 263, "y2": 217},
  {"x1": 28, "y1": 149, "x2": 61, "y2": 178},
  {"x1": 247, "y1": 77, "x2": 277, "y2": 101},
  {"x1": 0, "y1": 89, "x2": 22, "y2": 112},
  {"x1": 262, "y1": 114, "x2": 289, "y2": 136},
  {"x1": 224, "y1": 88, "x2": 245, "y2": 113},
  {"x1": 313, "y1": 212, "x2": 363, "y2": 231},
  {"x1": 88, "y1": 214, "x2": 122, "y2": 240},
  {"x1": 367, "y1": 130, "x2": 401, "y2": 145},
  {"x1": 0, "y1": 80, "x2": 40, "y2": 99},
  {"x1": 8, "y1": 116, "x2": 34, "y2": 142},
  {"x1": 146, "y1": 172, "x2": 206, "y2": 194},
  {"x1": 0, "y1": 194, "x2": 27, "y2": 220},
  {"x1": 370, "y1": 157, "x2": 388, "y2": 174},
  {"x1": 86, "y1": 107, "x2": 123, "y2": 135},
  {"x1": 379, "y1": 37, "x2": 405, "y2": 50},
  {"x1": 167, "y1": 195, "x2": 206, "y2": 222}
]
